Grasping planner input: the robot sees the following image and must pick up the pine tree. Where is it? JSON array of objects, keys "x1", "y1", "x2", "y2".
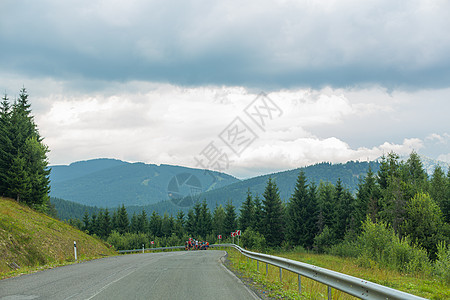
[
  {"x1": 286, "y1": 171, "x2": 309, "y2": 246},
  {"x1": 111, "y1": 210, "x2": 118, "y2": 232},
  {"x1": 1, "y1": 88, "x2": 50, "y2": 208},
  {"x1": 239, "y1": 189, "x2": 254, "y2": 232},
  {"x1": 306, "y1": 181, "x2": 318, "y2": 247},
  {"x1": 354, "y1": 167, "x2": 380, "y2": 227},
  {"x1": 82, "y1": 211, "x2": 90, "y2": 232},
  {"x1": 262, "y1": 178, "x2": 284, "y2": 247},
  {"x1": 377, "y1": 152, "x2": 400, "y2": 189},
  {"x1": 116, "y1": 204, "x2": 129, "y2": 234},
  {"x1": 149, "y1": 211, "x2": 162, "y2": 237},
  {"x1": 130, "y1": 212, "x2": 139, "y2": 234},
  {"x1": 137, "y1": 209, "x2": 149, "y2": 234},
  {"x1": 7, "y1": 156, "x2": 30, "y2": 202},
  {"x1": 185, "y1": 208, "x2": 196, "y2": 236},
  {"x1": 333, "y1": 179, "x2": 354, "y2": 240},
  {"x1": 402, "y1": 151, "x2": 428, "y2": 191},
  {"x1": 161, "y1": 213, "x2": 174, "y2": 237},
  {"x1": 252, "y1": 195, "x2": 263, "y2": 233},
  {"x1": 0, "y1": 94, "x2": 14, "y2": 195},
  {"x1": 430, "y1": 166, "x2": 449, "y2": 223},
  {"x1": 224, "y1": 200, "x2": 237, "y2": 236},
  {"x1": 192, "y1": 202, "x2": 202, "y2": 237},
  {"x1": 196, "y1": 200, "x2": 212, "y2": 239},
  {"x1": 446, "y1": 169, "x2": 450, "y2": 223},
  {"x1": 103, "y1": 209, "x2": 112, "y2": 237},
  {"x1": 174, "y1": 211, "x2": 185, "y2": 237},
  {"x1": 90, "y1": 213, "x2": 98, "y2": 236},
  {"x1": 316, "y1": 181, "x2": 334, "y2": 234},
  {"x1": 212, "y1": 204, "x2": 226, "y2": 237}
]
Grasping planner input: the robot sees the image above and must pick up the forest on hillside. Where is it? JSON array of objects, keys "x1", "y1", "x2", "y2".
[{"x1": 69, "y1": 151, "x2": 449, "y2": 281}]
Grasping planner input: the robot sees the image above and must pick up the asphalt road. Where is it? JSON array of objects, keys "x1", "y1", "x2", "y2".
[{"x1": 0, "y1": 250, "x2": 259, "y2": 300}]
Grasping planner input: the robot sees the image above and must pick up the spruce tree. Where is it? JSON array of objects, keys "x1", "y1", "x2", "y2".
[
  {"x1": 354, "y1": 167, "x2": 380, "y2": 227},
  {"x1": 333, "y1": 179, "x2": 354, "y2": 240},
  {"x1": 7, "y1": 156, "x2": 30, "y2": 202},
  {"x1": 239, "y1": 189, "x2": 254, "y2": 232},
  {"x1": 224, "y1": 200, "x2": 237, "y2": 236},
  {"x1": 149, "y1": 211, "x2": 162, "y2": 237},
  {"x1": 1, "y1": 88, "x2": 50, "y2": 208},
  {"x1": 103, "y1": 209, "x2": 112, "y2": 237},
  {"x1": 82, "y1": 211, "x2": 90, "y2": 232},
  {"x1": 252, "y1": 195, "x2": 263, "y2": 233},
  {"x1": 185, "y1": 208, "x2": 196, "y2": 236},
  {"x1": 0, "y1": 94, "x2": 13, "y2": 195},
  {"x1": 262, "y1": 178, "x2": 284, "y2": 247},
  {"x1": 197, "y1": 200, "x2": 212, "y2": 238},
  {"x1": 130, "y1": 212, "x2": 139, "y2": 234},
  {"x1": 174, "y1": 210, "x2": 185, "y2": 237},
  {"x1": 212, "y1": 204, "x2": 226, "y2": 237},
  {"x1": 137, "y1": 209, "x2": 149, "y2": 234},
  {"x1": 286, "y1": 171, "x2": 309, "y2": 246},
  {"x1": 430, "y1": 166, "x2": 449, "y2": 223},
  {"x1": 316, "y1": 181, "x2": 334, "y2": 234},
  {"x1": 116, "y1": 204, "x2": 129, "y2": 234}
]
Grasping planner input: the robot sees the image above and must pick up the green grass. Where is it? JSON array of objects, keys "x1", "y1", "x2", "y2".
[
  {"x1": 225, "y1": 248, "x2": 450, "y2": 299},
  {"x1": 0, "y1": 197, "x2": 116, "y2": 279}
]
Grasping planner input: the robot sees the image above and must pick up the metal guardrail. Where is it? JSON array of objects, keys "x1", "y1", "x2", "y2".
[{"x1": 210, "y1": 243, "x2": 427, "y2": 300}]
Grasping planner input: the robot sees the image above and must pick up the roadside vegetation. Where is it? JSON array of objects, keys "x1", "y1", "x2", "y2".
[
  {"x1": 226, "y1": 246, "x2": 449, "y2": 299},
  {"x1": 0, "y1": 197, "x2": 116, "y2": 279}
]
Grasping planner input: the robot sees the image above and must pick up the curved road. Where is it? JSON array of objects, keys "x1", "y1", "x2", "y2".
[{"x1": 0, "y1": 250, "x2": 258, "y2": 300}]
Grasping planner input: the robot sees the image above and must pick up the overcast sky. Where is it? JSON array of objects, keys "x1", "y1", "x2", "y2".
[{"x1": 1, "y1": 0, "x2": 449, "y2": 178}]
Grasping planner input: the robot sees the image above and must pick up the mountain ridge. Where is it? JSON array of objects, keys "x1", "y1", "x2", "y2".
[{"x1": 49, "y1": 159, "x2": 239, "y2": 208}]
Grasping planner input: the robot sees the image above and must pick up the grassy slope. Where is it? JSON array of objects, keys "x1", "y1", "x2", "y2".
[{"x1": 0, "y1": 197, "x2": 116, "y2": 278}]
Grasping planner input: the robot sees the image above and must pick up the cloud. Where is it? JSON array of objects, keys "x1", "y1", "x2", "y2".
[
  {"x1": 426, "y1": 133, "x2": 449, "y2": 144},
  {"x1": 1, "y1": 0, "x2": 450, "y2": 89},
  {"x1": 437, "y1": 153, "x2": 450, "y2": 163},
  {"x1": 20, "y1": 80, "x2": 445, "y2": 178}
]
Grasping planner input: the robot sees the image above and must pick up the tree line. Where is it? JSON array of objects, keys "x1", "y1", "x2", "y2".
[
  {"x1": 74, "y1": 152, "x2": 449, "y2": 261},
  {"x1": 0, "y1": 88, "x2": 50, "y2": 211}
]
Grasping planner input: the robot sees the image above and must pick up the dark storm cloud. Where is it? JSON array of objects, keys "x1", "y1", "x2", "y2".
[{"x1": 1, "y1": 0, "x2": 450, "y2": 89}]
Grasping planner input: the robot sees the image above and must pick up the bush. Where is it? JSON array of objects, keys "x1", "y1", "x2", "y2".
[
  {"x1": 358, "y1": 218, "x2": 432, "y2": 274},
  {"x1": 330, "y1": 240, "x2": 361, "y2": 258},
  {"x1": 313, "y1": 226, "x2": 335, "y2": 253},
  {"x1": 241, "y1": 227, "x2": 266, "y2": 251},
  {"x1": 434, "y1": 242, "x2": 450, "y2": 283}
]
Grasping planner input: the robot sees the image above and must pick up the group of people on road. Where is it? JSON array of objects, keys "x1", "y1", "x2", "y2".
[{"x1": 185, "y1": 239, "x2": 209, "y2": 251}]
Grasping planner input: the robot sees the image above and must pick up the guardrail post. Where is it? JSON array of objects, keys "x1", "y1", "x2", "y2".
[
  {"x1": 328, "y1": 286, "x2": 332, "y2": 300},
  {"x1": 266, "y1": 263, "x2": 268, "y2": 276},
  {"x1": 298, "y1": 274, "x2": 301, "y2": 294},
  {"x1": 257, "y1": 260, "x2": 259, "y2": 272},
  {"x1": 74, "y1": 241, "x2": 77, "y2": 261},
  {"x1": 279, "y1": 267, "x2": 282, "y2": 282}
]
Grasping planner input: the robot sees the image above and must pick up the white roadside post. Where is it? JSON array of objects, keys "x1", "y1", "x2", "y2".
[
  {"x1": 142, "y1": 244, "x2": 145, "y2": 254},
  {"x1": 74, "y1": 241, "x2": 77, "y2": 261}
]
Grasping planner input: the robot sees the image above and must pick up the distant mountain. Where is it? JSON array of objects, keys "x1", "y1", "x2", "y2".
[
  {"x1": 49, "y1": 159, "x2": 239, "y2": 208},
  {"x1": 50, "y1": 158, "x2": 127, "y2": 183},
  {"x1": 397, "y1": 155, "x2": 449, "y2": 175},
  {"x1": 182, "y1": 160, "x2": 380, "y2": 212},
  {"x1": 52, "y1": 160, "x2": 380, "y2": 219}
]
